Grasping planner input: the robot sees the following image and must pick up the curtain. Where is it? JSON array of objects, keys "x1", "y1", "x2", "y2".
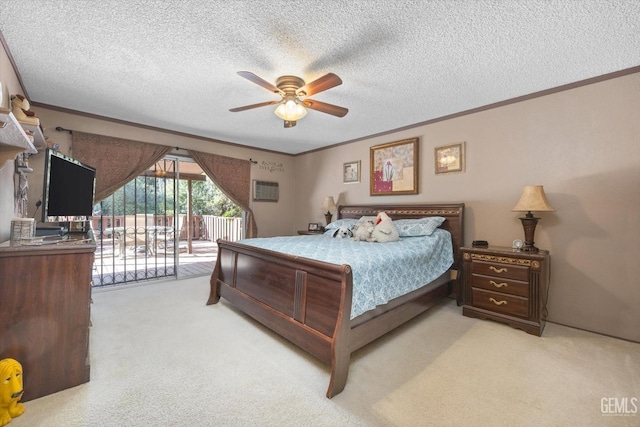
[
  {"x1": 71, "y1": 131, "x2": 172, "y2": 202},
  {"x1": 189, "y1": 150, "x2": 257, "y2": 238}
]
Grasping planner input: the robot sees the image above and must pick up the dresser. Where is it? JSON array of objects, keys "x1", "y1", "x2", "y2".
[
  {"x1": 0, "y1": 234, "x2": 95, "y2": 401},
  {"x1": 459, "y1": 245, "x2": 549, "y2": 336}
]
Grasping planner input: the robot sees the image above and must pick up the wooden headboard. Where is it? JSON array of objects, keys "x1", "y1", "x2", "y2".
[{"x1": 338, "y1": 203, "x2": 465, "y2": 266}]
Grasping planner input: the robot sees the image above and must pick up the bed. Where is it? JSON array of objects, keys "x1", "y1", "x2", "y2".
[{"x1": 207, "y1": 203, "x2": 464, "y2": 398}]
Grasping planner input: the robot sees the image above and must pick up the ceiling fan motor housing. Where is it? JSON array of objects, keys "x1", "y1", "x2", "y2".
[{"x1": 276, "y1": 75, "x2": 306, "y2": 98}]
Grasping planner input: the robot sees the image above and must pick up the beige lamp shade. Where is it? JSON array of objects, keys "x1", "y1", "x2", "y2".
[
  {"x1": 322, "y1": 196, "x2": 337, "y2": 211},
  {"x1": 512, "y1": 185, "x2": 555, "y2": 212}
]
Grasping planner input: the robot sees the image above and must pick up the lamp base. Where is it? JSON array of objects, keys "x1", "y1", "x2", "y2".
[
  {"x1": 519, "y1": 212, "x2": 539, "y2": 252},
  {"x1": 324, "y1": 211, "x2": 333, "y2": 226}
]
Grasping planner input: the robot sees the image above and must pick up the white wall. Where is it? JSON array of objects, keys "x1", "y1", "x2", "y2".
[{"x1": 293, "y1": 73, "x2": 640, "y2": 342}]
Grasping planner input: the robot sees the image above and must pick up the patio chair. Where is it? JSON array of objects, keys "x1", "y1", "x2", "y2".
[
  {"x1": 117, "y1": 215, "x2": 153, "y2": 257},
  {"x1": 154, "y1": 215, "x2": 185, "y2": 253}
]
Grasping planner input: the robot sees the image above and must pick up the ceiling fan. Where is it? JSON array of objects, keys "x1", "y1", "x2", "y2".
[{"x1": 230, "y1": 71, "x2": 348, "y2": 128}]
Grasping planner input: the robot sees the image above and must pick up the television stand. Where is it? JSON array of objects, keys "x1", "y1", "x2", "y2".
[{"x1": 0, "y1": 233, "x2": 96, "y2": 401}]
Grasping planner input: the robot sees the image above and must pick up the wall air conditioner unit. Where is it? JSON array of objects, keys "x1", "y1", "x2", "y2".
[{"x1": 253, "y1": 180, "x2": 279, "y2": 202}]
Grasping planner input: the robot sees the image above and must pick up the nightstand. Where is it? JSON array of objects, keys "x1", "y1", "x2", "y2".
[{"x1": 459, "y1": 245, "x2": 549, "y2": 336}]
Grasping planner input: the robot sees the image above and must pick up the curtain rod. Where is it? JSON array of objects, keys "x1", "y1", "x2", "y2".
[
  {"x1": 57, "y1": 127, "x2": 181, "y2": 152},
  {"x1": 57, "y1": 127, "x2": 254, "y2": 164}
]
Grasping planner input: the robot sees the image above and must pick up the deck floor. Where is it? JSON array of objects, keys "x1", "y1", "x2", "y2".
[{"x1": 92, "y1": 239, "x2": 217, "y2": 287}]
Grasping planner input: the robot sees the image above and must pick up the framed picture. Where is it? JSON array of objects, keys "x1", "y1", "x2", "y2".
[
  {"x1": 308, "y1": 223, "x2": 322, "y2": 232},
  {"x1": 370, "y1": 137, "x2": 419, "y2": 196},
  {"x1": 435, "y1": 142, "x2": 465, "y2": 174},
  {"x1": 343, "y1": 160, "x2": 360, "y2": 184}
]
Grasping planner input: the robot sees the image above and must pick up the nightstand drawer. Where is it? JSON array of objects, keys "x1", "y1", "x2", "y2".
[
  {"x1": 471, "y1": 260, "x2": 529, "y2": 282},
  {"x1": 471, "y1": 288, "x2": 528, "y2": 318},
  {"x1": 471, "y1": 274, "x2": 529, "y2": 297}
]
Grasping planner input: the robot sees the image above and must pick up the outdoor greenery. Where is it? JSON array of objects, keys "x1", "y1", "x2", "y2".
[
  {"x1": 179, "y1": 177, "x2": 242, "y2": 217},
  {"x1": 96, "y1": 175, "x2": 241, "y2": 217}
]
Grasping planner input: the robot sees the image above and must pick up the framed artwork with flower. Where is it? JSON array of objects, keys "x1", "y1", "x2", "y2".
[{"x1": 370, "y1": 137, "x2": 419, "y2": 196}]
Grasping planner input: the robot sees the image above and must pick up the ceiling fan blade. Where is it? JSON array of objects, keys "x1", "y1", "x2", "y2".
[
  {"x1": 237, "y1": 71, "x2": 283, "y2": 95},
  {"x1": 297, "y1": 73, "x2": 342, "y2": 97},
  {"x1": 302, "y1": 99, "x2": 348, "y2": 117},
  {"x1": 229, "y1": 100, "x2": 279, "y2": 112}
]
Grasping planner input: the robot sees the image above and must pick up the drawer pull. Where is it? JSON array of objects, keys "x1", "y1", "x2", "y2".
[
  {"x1": 489, "y1": 297, "x2": 507, "y2": 306},
  {"x1": 489, "y1": 266, "x2": 508, "y2": 274},
  {"x1": 489, "y1": 280, "x2": 508, "y2": 288}
]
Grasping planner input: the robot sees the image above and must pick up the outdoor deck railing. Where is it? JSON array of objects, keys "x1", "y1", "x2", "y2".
[
  {"x1": 201, "y1": 215, "x2": 244, "y2": 241},
  {"x1": 91, "y1": 215, "x2": 243, "y2": 242}
]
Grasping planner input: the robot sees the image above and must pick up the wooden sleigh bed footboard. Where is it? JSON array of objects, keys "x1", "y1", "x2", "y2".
[{"x1": 207, "y1": 203, "x2": 464, "y2": 398}]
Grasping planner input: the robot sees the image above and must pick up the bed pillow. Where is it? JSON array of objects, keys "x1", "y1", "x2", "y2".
[
  {"x1": 324, "y1": 218, "x2": 358, "y2": 230},
  {"x1": 394, "y1": 216, "x2": 446, "y2": 237}
]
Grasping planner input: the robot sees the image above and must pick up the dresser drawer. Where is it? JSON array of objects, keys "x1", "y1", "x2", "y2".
[
  {"x1": 471, "y1": 288, "x2": 528, "y2": 318},
  {"x1": 471, "y1": 260, "x2": 529, "y2": 282},
  {"x1": 471, "y1": 274, "x2": 529, "y2": 297}
]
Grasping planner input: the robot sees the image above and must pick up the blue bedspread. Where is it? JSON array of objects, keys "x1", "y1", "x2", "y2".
[{"x1": 236, "y1": 229, "x2": 453, "y2": 319}]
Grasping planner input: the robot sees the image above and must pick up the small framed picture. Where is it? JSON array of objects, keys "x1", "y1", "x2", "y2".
[
  {"x1": 435, "y1": 142, "x2": 465, "y2": 174},
  {"x1": 343, "y1": 160, "x2": 360, "y2": 184},
  {"x1": 308, "y1": 223, "x2": 321, "y2": 231}
]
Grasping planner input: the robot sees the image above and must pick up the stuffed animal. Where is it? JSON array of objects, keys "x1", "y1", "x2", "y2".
[
  {"x1": 332, "y1": 226, "x2": 354, "y2": 238},
  {"x1": 368, "y1": 212, "x2": 400, "y2": 243},
  {"x1": 0, "y1": 358, "x2": 25, "y2": 426},
  {"x1": 352, "y1": 219, "x2": 375, "y2": 241},
  {"x1": 11, "y1": 94, "x2": 40, "y2": 126}
]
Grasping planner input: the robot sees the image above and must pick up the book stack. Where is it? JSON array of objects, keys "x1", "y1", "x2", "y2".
[{"x1": 10, "y1": 217, "x2": 35, "y2": 241}]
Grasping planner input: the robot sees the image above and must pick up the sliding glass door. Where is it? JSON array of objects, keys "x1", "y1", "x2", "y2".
[{"x1": 92, "y1": 157, "x2": 179, "y2": 287}]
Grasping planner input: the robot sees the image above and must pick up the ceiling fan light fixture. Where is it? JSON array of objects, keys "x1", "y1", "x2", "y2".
[
  {"x1": 274, "y1": 99, "x2": 307, "y2": 122},
  {"x1": 231, "y1": 71, "x2": 347, "y2": 125}
]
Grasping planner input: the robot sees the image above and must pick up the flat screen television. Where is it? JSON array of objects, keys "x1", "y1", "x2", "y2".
[{"x1": 42, "y1": 149, "x2": 97, "y2": 224}]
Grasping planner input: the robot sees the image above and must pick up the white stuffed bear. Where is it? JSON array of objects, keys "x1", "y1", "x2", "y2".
[
  {"x1": 368, "y1": 212, "x2": 400, "y2": 243},
  {"x1": 352, "y1": 218, "x2": 375, "y2": 241}
]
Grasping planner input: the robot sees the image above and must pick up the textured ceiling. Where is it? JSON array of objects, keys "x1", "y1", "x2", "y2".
[{"x1": 1, "y1": 1, "x2": 639, "y2": 155}]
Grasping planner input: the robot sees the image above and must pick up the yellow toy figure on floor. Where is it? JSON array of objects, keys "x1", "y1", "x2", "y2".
[{"x1": 0, "y1": 359, "x2": 25, "y2": 426}]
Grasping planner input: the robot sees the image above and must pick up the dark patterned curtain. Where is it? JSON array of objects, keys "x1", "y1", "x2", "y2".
[
  {"x1": 71, "y1": 131, "x2": 172, "y2": 202},
  {"x1": 188, "y1": 150, "x2": 257, "y2": 238}
]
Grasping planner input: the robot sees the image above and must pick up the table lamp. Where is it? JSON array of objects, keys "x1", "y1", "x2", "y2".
[
  {"x1": 322, "y1": 196, "x2": 337, "y2": 225},
  {"x1": 511, "y1": 185, "x2": 555, "y2": 252}
]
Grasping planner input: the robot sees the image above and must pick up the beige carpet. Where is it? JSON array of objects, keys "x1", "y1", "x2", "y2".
[{"x1": 10, "y1": 276, "x2": 639, "y2": 427}]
